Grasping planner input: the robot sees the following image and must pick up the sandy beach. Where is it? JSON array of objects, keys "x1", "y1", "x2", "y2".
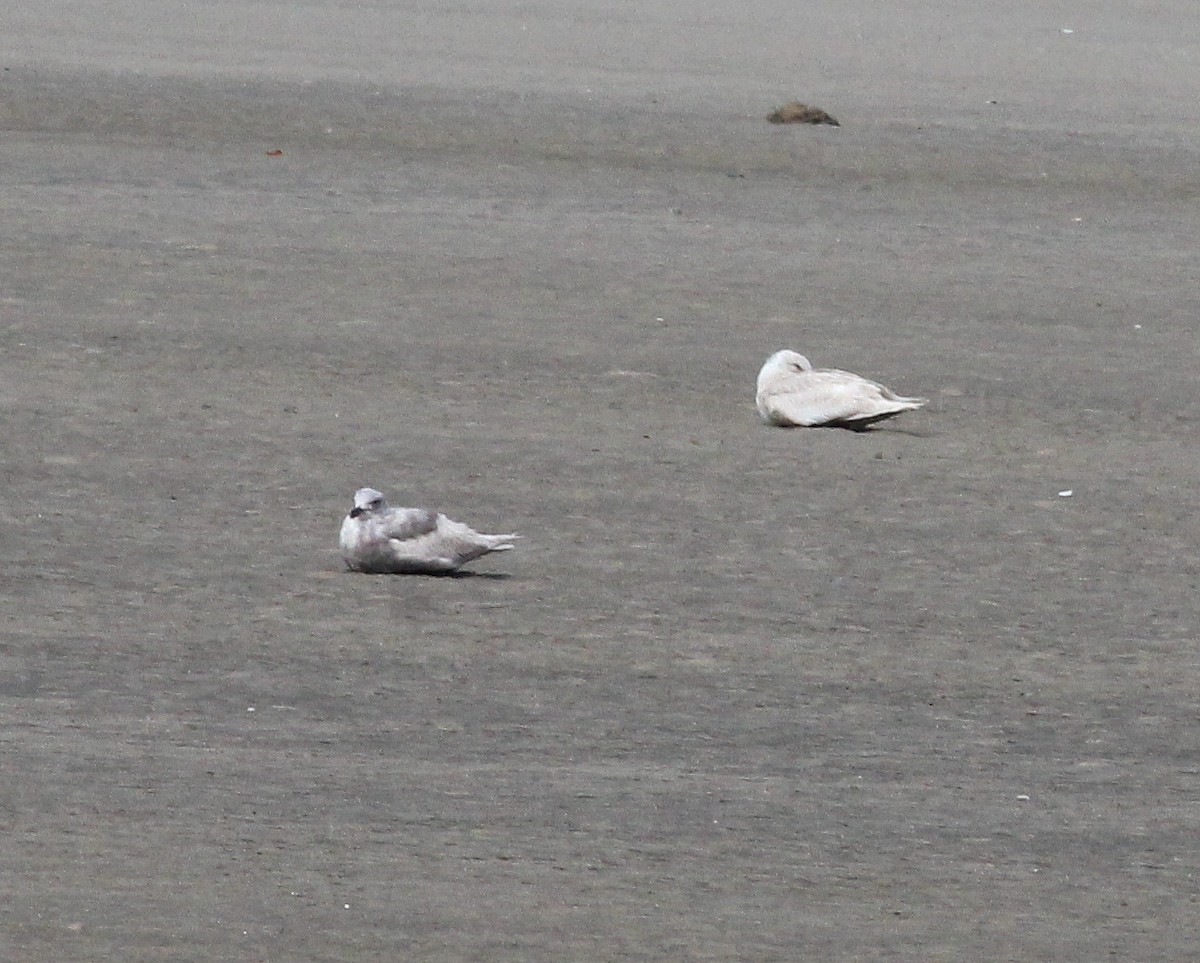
[{"x1": 3, "y1": 3, "x2": 1199, "y2": 959}]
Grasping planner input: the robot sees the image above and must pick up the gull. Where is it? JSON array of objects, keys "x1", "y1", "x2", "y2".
[
  {"x1": 340, "y1": 487, "x2": 519, "y2": 574},
  {"x1": 756, "y1": 349, "x2": 926, "y2": 430}
]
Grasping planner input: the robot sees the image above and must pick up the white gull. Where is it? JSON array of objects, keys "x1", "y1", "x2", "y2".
[
  {"x1": 756, "y1": 349, "x2": 926, "y2": 430},
  {"x1": 340, "y1": 487, "x2": 519, "y2": 574}
]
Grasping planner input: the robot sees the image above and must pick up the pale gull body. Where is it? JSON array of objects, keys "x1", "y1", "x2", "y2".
[
  {"x1": 340, "y1": 487, "x2": 519, "y2": 574},
  {"x1": 755, "y1": 349, "x2": 926, "y2": 430}
]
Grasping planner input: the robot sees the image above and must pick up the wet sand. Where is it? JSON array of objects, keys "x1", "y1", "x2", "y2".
[{"x1": 3, "y1": 3, "x2": 1200, "y2": 959}]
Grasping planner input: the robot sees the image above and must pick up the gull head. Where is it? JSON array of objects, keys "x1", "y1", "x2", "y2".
[
  {"x1": 348, "y1": 487, "x2": 387, "y2": 519},
  {"x1": 766, "y1": 349, "x2": 813, "y2": 374}
]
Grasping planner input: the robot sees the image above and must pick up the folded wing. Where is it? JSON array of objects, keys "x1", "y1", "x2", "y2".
[
  {"x1": 760, "y1": 369, "x2": 925, "y2": 428},
  {"x1": 380, "y1": 507, "x2": 440, "y2": 542}
]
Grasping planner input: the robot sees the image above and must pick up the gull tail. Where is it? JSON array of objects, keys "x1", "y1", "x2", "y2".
[
  {"x1": 881, "y1": 388, "x2": 926, "y2": 408},
  {"x1": 485, "y1": 533, "x2": 521, "y2": 552}
]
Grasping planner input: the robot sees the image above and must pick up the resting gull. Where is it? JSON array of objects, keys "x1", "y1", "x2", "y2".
[
  {"x1": 756, "y1": 349, "x2": 925, "y2": 430},
  {"x1": 340, "y1": 487, "x2": 519, "y2": 574}
]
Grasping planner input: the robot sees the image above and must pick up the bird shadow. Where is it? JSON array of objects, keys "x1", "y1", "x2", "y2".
[
  {"x1": 834, "y1": 423, "x2": 931, "y2": 438},
  {"x1": 339, "y1": 566, "x2": 513, "y2": 580},
  {"x1": 863, "y1": 425, "x2": 932, "y2": 439}
]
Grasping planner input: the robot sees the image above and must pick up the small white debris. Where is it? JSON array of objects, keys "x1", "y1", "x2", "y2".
[
  {"x1": 1061, "y1": 28, "x2": 1074, "y2": 34},
  {"x1": 1017, "y1": 794, "x2": 1031, "y2": 801},
  {"x1": 1058, "y1": 490, "x2": 1073, "y2": 498},
  {"x1": 247, "y1": 707, "x2": 256, "y2": 712},
  {"x1": 1134, "y1": 324, "x2": 1142, "y2": 330}
]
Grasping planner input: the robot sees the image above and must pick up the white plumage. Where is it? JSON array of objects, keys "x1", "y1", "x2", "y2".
[
  {"x1": 755, "y1": 349, "x2": 926, "y2": 430},
  {"x1": 340, "y1": 487, "x2": 519, "y2": 574}
]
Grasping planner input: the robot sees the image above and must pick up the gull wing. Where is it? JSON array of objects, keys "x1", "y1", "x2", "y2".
[
  {"x1": 380, "y1": 507, "x2": 440, "y2": 542},
  {"x1": 762, "y1": 369, "x2": 923, "y2": 427}
]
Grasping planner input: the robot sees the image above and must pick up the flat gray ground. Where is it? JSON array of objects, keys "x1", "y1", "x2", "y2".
[{"x1": 2, "y1": 3, "x2": 1199, "y2": 960}]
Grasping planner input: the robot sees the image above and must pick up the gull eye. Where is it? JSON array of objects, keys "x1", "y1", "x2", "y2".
[{"x1": 369, "y1": 499, "x2": 382, "y2": 509}]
